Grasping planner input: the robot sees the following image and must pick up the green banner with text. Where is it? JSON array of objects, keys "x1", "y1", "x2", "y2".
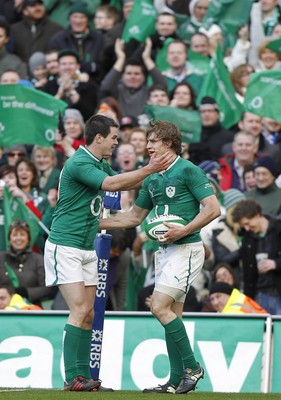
[{"x1": 0, "y1": 85, "x2": 67, "y2": 147}]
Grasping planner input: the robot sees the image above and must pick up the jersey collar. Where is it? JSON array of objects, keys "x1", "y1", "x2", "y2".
[
  {"x1": 80, "y1": 145, "x2": 102, "y2": 162},
  {"x1": 158, "y1": 155, "x2": 180, "y2": 174}
]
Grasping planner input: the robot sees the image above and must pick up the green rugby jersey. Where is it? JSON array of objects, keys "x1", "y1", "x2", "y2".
[
  {"x1": 135, "y1": 156, "x2": 214, "y2": 244},
  {"x1": 48, "y1": 146, "x2": 116, "y2": 250}
]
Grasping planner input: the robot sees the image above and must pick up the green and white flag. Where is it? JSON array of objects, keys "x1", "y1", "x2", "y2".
[
  {"x1": 244, "y1": 70, "x2": 281, "y2": 122},
  {"x1": 2, "y1": 187, "x2": 40, "y2": 250},
  {"x1": 0, "y1": 84, "x2": 67, "y2": 148},
  {"x1": 266, "y1": 38, "x2": 281, "y2": 55},
  {"x1": 187, "y1": 49, "x2": 210, "y2": 76},
  {"x1": 144, "y1": 105, "x2": 201, "y2": 143},
  {"x1": 122, "y1": 0, "x2": 156, "y2": 43},
  {"x1": 203, "y1": 0, "x2": 254, "y2": 48},
  {"x1": 197, "y1": 45, "x2": 244, "y2": 129}
]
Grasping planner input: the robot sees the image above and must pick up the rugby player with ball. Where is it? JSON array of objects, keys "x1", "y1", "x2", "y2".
[{"x1": 99, "y1": 120, "x2": 220, "y2": 394}]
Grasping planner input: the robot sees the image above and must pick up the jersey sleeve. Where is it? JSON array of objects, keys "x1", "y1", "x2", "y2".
[
  {"x1": 184, "y1": 165, "x2": 215, "y2": 202},
  {"x1": 69, "y1": 159, "x2": 113, "y2": 190}
]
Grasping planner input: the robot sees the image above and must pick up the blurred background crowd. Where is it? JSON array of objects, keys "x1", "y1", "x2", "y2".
[{"x1": 1, "y1": 0, "x2": 281, "y2": 314}]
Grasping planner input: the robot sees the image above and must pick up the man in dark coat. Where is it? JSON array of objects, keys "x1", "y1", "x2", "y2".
[{"x1": 10, "y1": 0, "x2": 63, "y2": 63}]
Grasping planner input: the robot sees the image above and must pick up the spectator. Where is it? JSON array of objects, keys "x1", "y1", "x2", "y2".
[
  {"x1": 93, "y1": 5, "x2": 120, "y2": 35},
  {"x1": 31, "y1": 145, "x2": 60, "y2": 194},
  {"x1": 28, "y1": 51, "x2": 48, "y2": 87},
  {"x1": 256, "y1": 39, "x2": 281, "y2": 71},
  {"x1": 44, "y1": 0, "x2": 101, "y2": 28},
  {"x1": 0, "y1": 18, "x2": 28, "y2": 78},
  {"x1": 48, "y1": 3, "x2": 104, "y2": 82},
  {"x1": 0, "y1": 68, "x2": 21, "y2": 84},
  {"x1": 169, "y1": 81, "x2": 197, "y2": 110},
  {"x1": 0, "y1": 164, "x2": 42, "y2": 220},
  {"x1": 129, "y1": 127, "x2": 149, "y2": 168},
  {"x1": 178, "y1": 0, "x2": 210, "y2": 45},
  {"x1": 211, "y1": 188, "x2": 245, "y2": 274},
  {"x1": 10, "y1": 0, "x2": 63, "y2": 63},
  {"x1": 119, "y1": 115, "x2": 139, "y2": 144},
  {"x1": 138, "y1": 84, "x2": 170, "y2": 128},
  {"x1": 15, "y1": 157, "x2": 47, "y2": 212},
  {"x1": 230, "y1": 63, "x2": 255, "y2": 104},
  {"x1": 189, "y1": 31, "x2": 211, "y2": 57},
  {"x1": 161, "y1": 39, "x2": 203, "y2": 94},
  {"x1": 132, "y1": 12, "x2": 178, "y2": 63},
  {"x1": 45, "y1": 49, "x2": 59, "y2": 80},
  {"x1": 0, "y1": 1, "x2": 23, "y2": 24},
  {"x1": 55, "y1": 109, "x2": 85, "y2": 163},
  {"x1": 2, "y1": 144, "x2": 27, "y2": 166},
  {"x1": 225, "y1": 25, "x2": 251, "y2": 73},
  {"x1": 245, "y1": 156, "x2": 281, "y2": 216},
  {"x1": 243, "y1": 164, "x2": 256, "y2": 192},
  {"x1": 0, "y1": 284, "x2": 42, "y2": 310},
  {"x1": 42, "y1": 49, "x2": 99, "y2": 121},
  {"x1": 100, "y1": 37, "x2": 166, "y2": 117},
  {"x1": 0, "y1": 220, "x2": 54, "y2": 306},
  {"x1": 200, "y1": 24, "x2": 224, "y2": 57},
  {"x1": 219, "y1": 131, "x2": 258, "y2": 191},
  {"x1": 249, "y1": 0, "x2": 281, "y2": 67},
  {"x1": 232, "y1": 199, "x2": 281, "y2": 314},
  {"x1": 212, "y1": 262, "x2": 240, "y2": 289},
  {"x1": 209, "y1": 282, "x2": 268, "y2": 314},
  {"x1": 189, "y1": 96, "x2": 234, "y2": 162},
  {"x1": 96, "y1": 96, "x2": 122, "y2": 123}
]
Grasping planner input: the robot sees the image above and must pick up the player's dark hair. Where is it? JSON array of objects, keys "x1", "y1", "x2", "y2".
[
  {"x1": 85, "y1": 114, "x2": 119, "y2": 145},
  {"x1": 232, "y1": 199, "x2": 262, "y2": 223},
  {"x1": 147, "y1": 120, "x2": 182, "y2": 155}
]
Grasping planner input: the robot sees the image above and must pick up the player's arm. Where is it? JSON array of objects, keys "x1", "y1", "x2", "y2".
[
  {"x1": 101, "y1": 151, "x2": 174, "y2": 192},
  {"x1": 164, "y1": 194, "x2": 221, "y2": 243},
  {"x1": 99, "y1": 204, "x2": 150, "y2": 230}
]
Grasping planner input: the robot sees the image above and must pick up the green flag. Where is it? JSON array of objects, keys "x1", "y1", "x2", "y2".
[
  {"x1": 244, "y1": 70, "x2": 281, "y2": 122},
  {"x1": 197, "y1": 45, "x2": 244, "y2": 129},
  {"x1": 144, "y1": 105, "x2": 201, "y2": 143},
  {"x1": 3, "y1": 187, "x2": 40, "y2": 250},
  {"x1": 266, "y1": 38, "x2": 281, "y2": 55},
  {"x1": 0, "y1": 84, "x2": 67, "y2": 147},
  {"x1": 203, "y1": 0, "x2": 254, "y2": 48},
  {"x1": 187, "y1": 49, "x2": 210, "y2": 76},
  {"x1": 122, "y1": 0, "x2": 156, "y2": 43}
]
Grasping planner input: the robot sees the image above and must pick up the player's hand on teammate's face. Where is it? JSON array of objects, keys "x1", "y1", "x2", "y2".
[{"x1": 148, "y1": 151, "x2": 174, "y2": 172}]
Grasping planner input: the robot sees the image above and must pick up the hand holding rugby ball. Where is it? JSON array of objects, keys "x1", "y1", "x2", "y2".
[{"x1": 145, "y1": 215, "x2": 186, "y2": 242}]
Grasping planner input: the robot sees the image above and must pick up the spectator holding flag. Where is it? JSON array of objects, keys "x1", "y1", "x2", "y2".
[{"x1": 0, "y1": 220, "x2": 54, "y2": 306}]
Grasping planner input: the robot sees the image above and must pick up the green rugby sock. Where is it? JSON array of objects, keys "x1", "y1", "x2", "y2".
[
  {"x1": 165, "y1": 331, "x2": 184, "y2": 386},
  {"x1": 164, "y1": 317, "x2": 198, "y2": 371},
  {"x1": 63, "y1": 324, "x2": 81, "y2": 382},
  {"x1": 76, "y1": 328, "x2": 92, "y2": 379}
]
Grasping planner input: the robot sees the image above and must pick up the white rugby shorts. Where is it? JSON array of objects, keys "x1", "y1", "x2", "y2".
[
  {"x1": 154, "y1": 242, "x2": 205, "y2": 302},
  {"x1": 44, "y1": 239, "x2": 98, "y2": 286}
]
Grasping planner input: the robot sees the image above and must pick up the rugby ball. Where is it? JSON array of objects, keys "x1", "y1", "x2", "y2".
[{"x1": 145, "y1": 215, "x2": 186, "y2": 241}]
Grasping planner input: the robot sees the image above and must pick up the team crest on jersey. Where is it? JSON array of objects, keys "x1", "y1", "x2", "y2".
[{"x1": 166, "y1": 186, "x2": 175, "y2": 198}]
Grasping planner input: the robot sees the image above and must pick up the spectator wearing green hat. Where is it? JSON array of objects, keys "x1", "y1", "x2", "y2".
[
  {"x1": 48, "y1": 1, "x2": 104, "y2": 82},
  {"x1": 44, "y1": 0, "x2": 100, "y2": 28}
]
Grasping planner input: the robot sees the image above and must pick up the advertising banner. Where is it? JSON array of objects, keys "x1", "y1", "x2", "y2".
[
  {"x1": 271, "y1": 318, "x2": 281, "y2": 393},
  {"x1": 0, "y1": 314, "x2": 267, "y2": 392}
]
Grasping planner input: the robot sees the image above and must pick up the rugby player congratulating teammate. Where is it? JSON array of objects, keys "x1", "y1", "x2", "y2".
[{"x1": 44, "y1": 115, "x2": 174, "y2": 391}]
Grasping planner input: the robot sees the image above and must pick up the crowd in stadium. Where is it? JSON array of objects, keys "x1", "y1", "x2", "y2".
[{"x1": 1, "y1": 0, "x2": 281, "y2": 315}]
